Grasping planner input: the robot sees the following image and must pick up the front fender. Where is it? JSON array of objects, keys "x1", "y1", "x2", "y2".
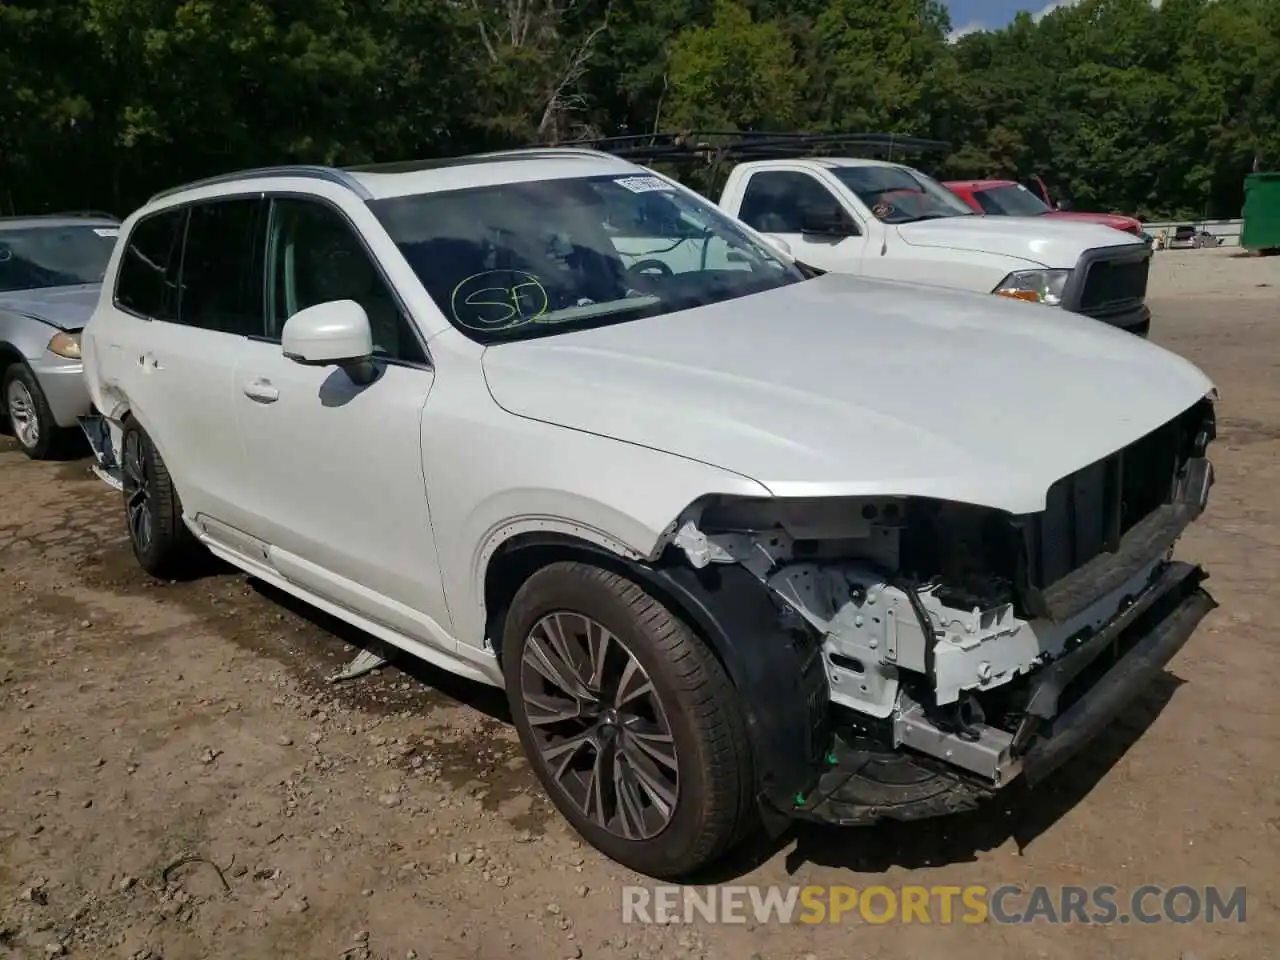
[
  {"x1": 0, "y1": 311, "x2": 59, "y2": 363},
  {"x1": 877, "y1": 240, "x2": 1041, "y2": 294},
  {"x1": 455, "y1": 479, "x2": 760, "y2": 645},
  {"x1": 423, "y1": 406, "x2": 771, "y2": 646}
]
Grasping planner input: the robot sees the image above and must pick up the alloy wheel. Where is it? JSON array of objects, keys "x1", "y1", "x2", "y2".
[
  {"x1": 519, "y1": 612, "x2": 680, "y2": 840},
  {"x1": 6, "y1": 379, "x2": 39, "y2": 450},
  {"x1": 121, "y1": 430, "x2": 154, "y2": 553}
]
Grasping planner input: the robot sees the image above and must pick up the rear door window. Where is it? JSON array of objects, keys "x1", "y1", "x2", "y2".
[
  {"x1": 177, "y1": 198, "x2": 267, "y2": 336},
  {"x1": 114, "y1": 209, "x2": 186, "y2": 321}
]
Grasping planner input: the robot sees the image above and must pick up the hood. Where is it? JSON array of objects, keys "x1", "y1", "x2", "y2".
[
  {"x1": 0, "y1": 284, "x2": 100, "y2": 331},
  {"x1": 480, "y1": 274, "x2": 1213, "y2": 515},
  {"x1": 1044, "y1": 210, "x2": 1142, "y2": 234},
  {"x1": 896, "y1": 215, "x2": 1143, "y2": 268}
]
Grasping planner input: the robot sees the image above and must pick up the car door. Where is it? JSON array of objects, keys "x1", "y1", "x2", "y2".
[
  {"x1": 232, "y1": 195, "x2": 452, "y2": 647},
  {"x1": 108, "y1": 198, "x2": 262, "y2": 527},
  {"x1": 736, "y1": 169, "x2": 868, "y2": 274}
]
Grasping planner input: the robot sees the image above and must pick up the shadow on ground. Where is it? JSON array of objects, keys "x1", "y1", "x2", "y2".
[
  {"x1": 248, "y1": 578, "x2": 510, "y2": 722},
  {"x1": 695, "y1": 672, "x2": 1186, "y2": 881}
]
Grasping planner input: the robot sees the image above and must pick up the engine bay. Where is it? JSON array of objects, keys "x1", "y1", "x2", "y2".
[{"x1": 667, "y1": 397, "x2": 1217, "y2": 785}]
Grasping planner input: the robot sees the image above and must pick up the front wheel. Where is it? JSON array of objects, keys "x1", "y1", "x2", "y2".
[
  {"x1": 3, "y1": 363, "x2": 67, "y2": 460},
  {"x1": 120, "y1": 420, "x2": 200, "y2": 578},
  {"x1": 502, "y1": 561, "x2": 755, "y2": 879}
]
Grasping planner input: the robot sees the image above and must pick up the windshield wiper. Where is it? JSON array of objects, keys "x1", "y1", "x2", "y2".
[{"x1": 534, "y1": 295, "x2": 662, "y2": 325}]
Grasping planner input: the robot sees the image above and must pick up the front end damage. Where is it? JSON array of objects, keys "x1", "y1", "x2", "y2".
[{"x1": 661, "y1": 396, "x2": 1218, "y2": 828}]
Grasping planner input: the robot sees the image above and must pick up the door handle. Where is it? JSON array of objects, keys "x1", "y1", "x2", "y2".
[{"x1": 242, "y1": 379, "x2": 279, "y2": 403}]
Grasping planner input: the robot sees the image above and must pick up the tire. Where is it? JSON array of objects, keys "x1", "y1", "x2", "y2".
[
  {"x1": 3, "y1": 362, "x2": 67, "y2": 460},
  {"x1": 502, "y1": 561, "x2": 755, "y2": 879},
  {"x1": 120, "y1": 419, "x2": 200, "y2": 578}
]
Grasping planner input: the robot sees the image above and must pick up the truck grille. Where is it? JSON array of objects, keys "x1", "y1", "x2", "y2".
[{"x1": 1078, "y1": 257, "x2": 1149, "y2": 314}]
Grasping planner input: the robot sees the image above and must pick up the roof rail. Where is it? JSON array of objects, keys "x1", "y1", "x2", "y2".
[
  {"x1": 148, "y1": 165, "x2": 370, "y2": 203},
  {"x1": 536, "y1": 130, "x2": 951, "y2": 167},
  {"x1": 148, "y1": 149, "x2": 623, "y2": 204},
  {"x1": 344, "y1": 146, "x2": 618, "y2": 175}
]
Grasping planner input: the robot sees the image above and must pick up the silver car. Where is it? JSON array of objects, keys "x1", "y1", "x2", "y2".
[{"x1": 0, "y1": 213, "x2": 119, "y2": 458}]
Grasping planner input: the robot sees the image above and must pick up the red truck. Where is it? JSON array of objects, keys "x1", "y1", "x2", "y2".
[{"x1": 945, "y1": 178, "x2": 1143, "y2": 237}]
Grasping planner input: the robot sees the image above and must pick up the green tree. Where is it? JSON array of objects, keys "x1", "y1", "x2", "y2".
[
  {"x1": 663, "y1": 0, "x2": 803, "y2": 131},
  {"x1": 2, "y1": 0, "x2": 1278, "y2": 219},
  {"x1": 808, "y1": 0, "x2": 955, "y2": 135}
]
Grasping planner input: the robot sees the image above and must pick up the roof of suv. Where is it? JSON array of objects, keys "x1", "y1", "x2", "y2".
[{"x1": 147, "y1": 148, "x2": 642, "y2": 205}]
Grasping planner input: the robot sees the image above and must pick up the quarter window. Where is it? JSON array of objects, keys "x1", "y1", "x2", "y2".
[
  {"x1": 114, "y1": 209, "x2": 185, "y2": 321},
  {"x1": 178, "y1": 198, "x2": 266, "y2": 336},
  {"x1": 265, "y1": 198, "x2": 425, "y2": 365}
]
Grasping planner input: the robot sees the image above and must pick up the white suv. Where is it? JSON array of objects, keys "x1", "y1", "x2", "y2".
[{"x1": 81, "y1": 149, "x2": 1219, "y2": 879}]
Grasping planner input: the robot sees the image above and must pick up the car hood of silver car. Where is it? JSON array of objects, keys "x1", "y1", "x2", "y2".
[{"x1": 0, "y1": 284, "x2": 100, "y2": 331}]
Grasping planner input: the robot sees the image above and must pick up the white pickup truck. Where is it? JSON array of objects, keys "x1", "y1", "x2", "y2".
[{"x1": 712, "y1": 157, "x2": 1153, "y2": 336}]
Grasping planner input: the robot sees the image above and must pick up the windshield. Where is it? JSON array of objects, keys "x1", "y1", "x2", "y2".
[
  {"x1": 971, "y1": 184, "x2": 1052, "y2": 217},
  {"x1": 828, "y1": 165, "x2": 974, "y2": 224},
  {"x1": 369, "y1": 173, "x2": 805, "y2": 344},
  {"x1": 0, "y1": 223, "x2": 118, "y2": 293}
]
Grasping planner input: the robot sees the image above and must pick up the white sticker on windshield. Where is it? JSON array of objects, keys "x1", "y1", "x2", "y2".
[
  {"x1": 93, "y1": 228, "x2": 119, "y2": 237},
  {"x1": 614, "y1": 175, "x2": 673, "y2": 194}
]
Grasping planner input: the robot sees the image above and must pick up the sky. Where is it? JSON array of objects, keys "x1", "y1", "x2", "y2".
[{"x1": 946, "y1": 0, "x2": 1078, "y2": 40}]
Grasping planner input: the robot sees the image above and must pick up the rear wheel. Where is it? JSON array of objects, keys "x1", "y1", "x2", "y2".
[
  {"x1": 502, "y1": 561, "x2": 755, "y2": 879},
  {"x1": 120, "y1": 420, "x2": 200, "y2": 578}
]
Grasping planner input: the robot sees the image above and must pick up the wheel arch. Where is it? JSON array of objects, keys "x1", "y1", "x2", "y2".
[
  {"x1": 483, "y1": 531, "x2": 831, "y2": 826},
  {"x1": 0, "y1": 339, "x2": 27, "y2": 368},
  {"x1": 107, "y1": 396, "x2": 178, "y2": 475},
  {"x1": 485, "y1": 532, "x2": 693, "y2": 663}
]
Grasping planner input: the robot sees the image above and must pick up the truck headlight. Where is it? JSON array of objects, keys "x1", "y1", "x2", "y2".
[
  {"x1": 48, "y1": 331, "x2": 82, "y2": 359},
  {"x1": 993, "y1": 269, "x2": 1072, "y2": 306}
]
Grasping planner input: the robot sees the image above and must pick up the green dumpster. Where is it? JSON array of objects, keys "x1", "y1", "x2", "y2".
[{"x1": 1240, "y1": 172, "x2": 1280, "y2": 251}]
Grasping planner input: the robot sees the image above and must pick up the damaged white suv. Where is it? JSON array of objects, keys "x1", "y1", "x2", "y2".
[{"x1": 80, "y1": 149, "x2": 1218, "y2": 879}]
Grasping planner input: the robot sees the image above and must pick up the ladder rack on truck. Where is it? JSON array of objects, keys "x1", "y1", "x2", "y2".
[{"x1": 532, "y1": 130, "x2": 951, "y2": 189}]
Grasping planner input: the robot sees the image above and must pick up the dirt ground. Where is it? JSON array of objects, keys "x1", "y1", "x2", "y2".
[{"x1": 2, "y1": 249, "x2": 1278, "y2": 960}]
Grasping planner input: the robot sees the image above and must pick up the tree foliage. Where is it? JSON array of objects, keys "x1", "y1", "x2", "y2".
[
  {"x1": 664, "y1": 0, "x2": 803, "y2": 131},
  {"x1": 1, "y1": 0, "x2": 1276, "y2": 218}
]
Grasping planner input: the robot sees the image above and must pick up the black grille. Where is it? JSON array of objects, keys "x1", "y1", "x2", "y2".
[
  {"x1": 1021, "y1": 408, "x2": 1190, "y2": 595},
  {"x1": 1078, "y1": 257, "x2": 1149, "y2": 314}
]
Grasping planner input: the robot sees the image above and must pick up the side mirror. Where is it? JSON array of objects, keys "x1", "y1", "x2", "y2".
[
  {"x1": 800, "y1": 207, "x2": 857, "y2": 238},
  {"x1": 282, "y1": 299, "x2": 378, "y2": 385},
  {"x1": 761, "y1": 233, "x2": 793, "y2": 258}
]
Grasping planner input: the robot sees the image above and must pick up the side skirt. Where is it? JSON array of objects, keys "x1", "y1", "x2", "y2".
[{"x1": 194, "y1": 532, "x2": 502, "y2": 689}]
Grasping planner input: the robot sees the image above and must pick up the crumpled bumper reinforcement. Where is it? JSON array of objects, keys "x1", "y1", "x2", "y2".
[{"x1": 1019, "y1": 564, "x2": 1216, "y2": 784}]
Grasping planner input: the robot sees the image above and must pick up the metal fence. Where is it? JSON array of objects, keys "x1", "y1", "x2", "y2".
[{"x1": 1140, "y1": 218, "x2": 1244, "y2": 247}]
